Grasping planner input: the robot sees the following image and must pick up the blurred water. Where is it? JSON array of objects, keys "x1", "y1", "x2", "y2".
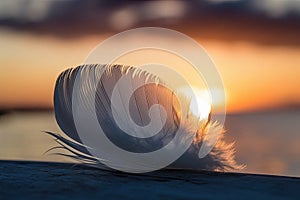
[
  {"x1": 225, "y1": 110, "x2": 300, "y2": 177},
  {"x1": 0, "y1": 111, "x2": 299, "y2": 177},
  {"x1": 0, "y1": 112, "x2": 70, "y2": 163}
]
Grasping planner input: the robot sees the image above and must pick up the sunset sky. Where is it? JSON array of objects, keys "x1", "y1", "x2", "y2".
[
  {"x1": 1, "y1": 0, "x2": 300, "y2": 179},
  {"x1": 0, "y1": 0, "x2": 299, "y2": 113}
]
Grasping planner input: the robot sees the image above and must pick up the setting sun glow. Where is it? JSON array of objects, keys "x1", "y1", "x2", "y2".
[{"x1": 178, "y1": 87, "x2": 212, "y2": 120}]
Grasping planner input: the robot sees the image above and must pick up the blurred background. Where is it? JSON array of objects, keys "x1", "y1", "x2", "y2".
[{"x1": 0, "y1": 0, "x2": 299, "y2": 177}]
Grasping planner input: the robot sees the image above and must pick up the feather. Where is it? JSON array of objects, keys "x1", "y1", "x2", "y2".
[{"x1": 48, "y1": 64, "x2": 244, "y2": 172}]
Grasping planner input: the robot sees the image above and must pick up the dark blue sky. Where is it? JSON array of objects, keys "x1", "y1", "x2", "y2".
[{"x1": 0, "y1": 0, "x2": 299, "y2": 46}]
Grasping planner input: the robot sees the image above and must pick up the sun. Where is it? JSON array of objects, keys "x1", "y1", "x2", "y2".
[{"x1": 178, "y1": 86, "x2": 211, "y2": 120}]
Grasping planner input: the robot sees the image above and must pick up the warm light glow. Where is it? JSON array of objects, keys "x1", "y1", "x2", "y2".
[{"x1": 178, "y1": 86, "x2": 211, "y2": 120}]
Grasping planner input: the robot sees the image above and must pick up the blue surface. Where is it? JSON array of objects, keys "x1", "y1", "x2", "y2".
[{"x1": 1, "y1": 160, "x2": 300, "y2": 199}]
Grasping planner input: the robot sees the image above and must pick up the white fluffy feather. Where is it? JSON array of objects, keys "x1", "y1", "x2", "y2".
[{"x1": 46, "y1": 64, "x2": 244, "y2": 172}]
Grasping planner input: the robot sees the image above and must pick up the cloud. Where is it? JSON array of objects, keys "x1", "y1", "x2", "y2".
[
  {"x1": 252, "y1": 0, "x2": 300, "y2": 17},
  {"x1": 0, "y1": 0, "x2": 55, "y2": 22}
]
